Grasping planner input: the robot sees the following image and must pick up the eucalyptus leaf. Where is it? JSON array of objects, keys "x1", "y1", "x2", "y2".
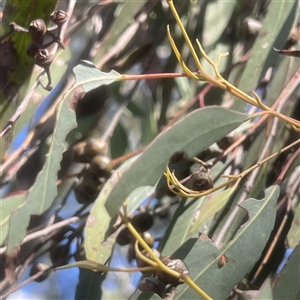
[
  {"x1": 93, "y1": 0, "x2": 148, "y2": 67},
  {"x1": 161, "y1": 199, "x2": 201, "y2": 256},
  {"x1": 234, "y1": 0, "x2": 297, "y2": 111},
  {"x1": 73, "y1": 61, "x2": 122, "y2": 92},
  {"x1": 172, "y1": 185, "x2": 279, "y2": 299},
  {"x1": 189, "y1": 186, "x2": 236, "y2": 234},
  {"x1": 273, "y1": 244, "x2": 300, "y2": 300},
  {"x1": 0, "y1": 193, "x2": 26, "y2": 245},
  {"x1": 6, "y1": 96, "x2": 77, "y2": 253},
  {"x1": 287, "y1": 203, "x2": 300, "y2": 248},
  {"x1": 85, "y1": 156, "x2": 139, "y2": 263},
  {"x1": 105, "y1": 107, "x2": 248, "y2": 217},
  {"x1": 75, "y1": 268, "x2": 102, "y2": 300}
]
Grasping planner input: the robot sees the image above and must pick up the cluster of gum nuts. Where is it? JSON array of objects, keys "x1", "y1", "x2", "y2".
[
  {"x1": 137, "y1": 243, "x2": 188, "y2": 297},
  {"x1": 72, "y1": 138, "x2": 112, "y2": 204},
  {"x1": 117, "y1": 212, "x2": 188, "y2": 297}
]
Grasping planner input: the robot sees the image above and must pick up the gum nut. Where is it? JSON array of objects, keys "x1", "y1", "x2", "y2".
[
  {"x1": 90, "y1": 155, "x2": 112, "y2": 175},
  {"x1": 142, "y1": 232, "x2": 155, "y2": 248},
  {"x1": 156, "y1": 258, "x2": 188, "y2": 284},
  {"x1": 72, "y1": 141, "x2": 88, "y2": 162},
  {"x1": 138, "y1": 277, "x2": 166, "y2": 298},
  {"x1": 84, "y1": 138, "x2": 108, "y2": 158},
  {"x1": 131, "y1": 212, "x2": 154, "y2": 233},
  {"x1": 74, "y1": 184, "x2": 99, "y2": 204}
]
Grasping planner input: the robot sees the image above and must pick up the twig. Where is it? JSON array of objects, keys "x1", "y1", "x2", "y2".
[
  {"x1": 21, "y1": 216, "x2": 80, "y2": 244},
  {"x1": 0, "y1": 252, "x2": 35, "y2": 299},
  {"x1": 0, "y1": 79, "x2": 41, "y2": 138},
  {"x1": 162, "y1": 50, "x2": 251, "y2": 132},
  {"x1": 0, "y1": 269, "x2": 45, "y2": 300},
  {"x1": 275, "y1": 146, "x2": 300, "y2": 185}
]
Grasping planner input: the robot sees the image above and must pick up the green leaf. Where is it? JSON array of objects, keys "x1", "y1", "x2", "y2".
[
  {"x1": 234, "y1": 0, "x2": 297, "y2": 111},
  {"x1": 161, "y1": 199, "x2": 201, "y2": 256},
  {"x1": 105, "y1": 107, "x2": 248, "y2": 217},
  {"x1": 84, "y1": 156, "x2": 139, "y2": 263},
  {"x1": 287, "y1": 203, "x2": 300, "y2": 248},
  {"x1": 273, "y1": 244, "x2": 300, "y2": 300},
  {"x1": 93, "y1": 1, "x2": 148, "y2": 66},
  {"x1": 172, "y1": 185, "x2": 279, "y2": 299},
  {"x1": 189, "y1": 186, "x2": 236, "y2": 234},
  {"x1": 75, "y1": 268, "x2": 102, "y2": 300},
  {"x1": 161, "y1": 161, "x2": 228, "y2": 256},
  {"x1": 202, "y1": 0, "x2": 236, "y2": 48},
  {"x1": 0, "y1": 193, "x2": 26, "y2": 245},
  {"x1": 5, "y1": 63, "x2": 124, "y2": 253},
  {"x1": 73, "y1": 61, "x2": 122, "y2": 92},
  {"x1": 6, "y1": 96, "x2": 77, "y2": 253}
]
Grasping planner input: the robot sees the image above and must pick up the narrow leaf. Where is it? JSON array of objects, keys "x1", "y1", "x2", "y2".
[
  {"x1": 0, "y1": 193, "x2": 26, "y2": 245},
  {"x1": 73, "y1": 60, "x2": 123, "y2": 92},
  {"x1": 6, "y1": 96, "x2": 77, "y2": 253},
  {"x1": 273, "y1": 244, "x2": 300, "y2": 300},
  {"x1": 105, "y1": 107, "x2": 248, "y2": 217},
  {"x1": 173, "y1": 185, "x2": 279, "y2": 299},
  {"x1": 234, "y1": 0, "x2": 297, "y2": 111},
  {"x1": 287, "y1": 204, "x2": 300, "y2": 248},
  {"x1": 85, "y1": 156, "x2": 139, "y2": 263},
  {"x1": 189, "y1": 186, "x2": 235, "y2": 234}
]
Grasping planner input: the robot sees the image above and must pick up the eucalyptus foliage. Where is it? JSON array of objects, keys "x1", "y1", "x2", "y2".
[{"x1": 0, "y1": 1, "x2": 299, "y2": 299}]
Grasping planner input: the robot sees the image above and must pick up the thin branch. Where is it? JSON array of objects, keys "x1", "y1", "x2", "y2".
[
  {"x1": 0, "y1": 79, "x2": 41, "y2": 138},
  {"x1": 21, "y1": 216, "x2": 80, "y2": 244}
]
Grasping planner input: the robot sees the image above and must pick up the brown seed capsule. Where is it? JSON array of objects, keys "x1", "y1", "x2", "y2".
[
  {"x1": 50, "y1": 10, "x2": 68, "y2": 25},
  {"x1": 29, "y1": 19, "x2": 47, "y2": 44},
  {"x1": 184, "y1": 167, "x2": 213, "y2": 192},
  {"x1": 89, "y1": 155, "x2": 112, "y2": 177},
  {"x1": 156, "y1": 257, "x2": 188, "y2": 284},
  {"x1": 72, "y1": 141, "x2": 88, "y2": 163},
  {"x1": 138, "y1": 277, "x2": 166, "y2": 298},
  {"x1": 81, "y1": 172, "x2": 104, "y2": 190},
  {"x1": 116, "y1": 227, "x2": 133, "y2": 246},
  {"x1": 34, "y1": 49, "x2": 53, "y2": 67},
  {"x1": 74, "y1": 176, "x2": 104, "y2": 204},
  {"x1": 34, "y1": 49, "x2": 54, "y2": 91},
  {"x1": 84, "y1": 138, "x2": 108, "y2": 158},
  {"x1": 131, "y1": 212, "x2": 154, "y2": 233}
]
